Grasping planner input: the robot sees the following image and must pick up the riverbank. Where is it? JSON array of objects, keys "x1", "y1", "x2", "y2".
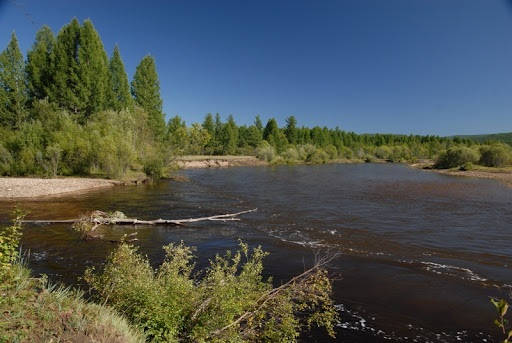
[
  {"x1": 0, "y1": 177, "x2": 121, "y2": 199},
  {"x1": 174, "y1": 155, "x2": 268, "y2": 169},
  {"x1": 410, "y1": 160, "x2": 512, "y2": 187}
]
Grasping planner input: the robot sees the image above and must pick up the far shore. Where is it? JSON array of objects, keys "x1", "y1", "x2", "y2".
[
  {"x1": 174, "y1": 155, "x2": 268, "y2": 169},
  {"x1": 410, "y1": 160, "x2": 512, "y2": 187},
  {"x1": 2, "y1": 157, "x2": 512, "y2": 200}
]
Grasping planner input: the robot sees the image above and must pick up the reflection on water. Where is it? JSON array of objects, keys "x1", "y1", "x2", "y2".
[{"x1": 1, "y1": 163, "x2": 511, "y2": 342}]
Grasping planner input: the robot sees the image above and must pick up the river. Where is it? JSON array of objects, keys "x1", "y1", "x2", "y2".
[{"x1": 1, "y1": 163, "x2": 511, "y2": 342}]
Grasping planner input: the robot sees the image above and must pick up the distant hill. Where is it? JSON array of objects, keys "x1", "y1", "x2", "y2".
[{"x1": 453, "y1": 132, "x2": 512, "y2": 145}]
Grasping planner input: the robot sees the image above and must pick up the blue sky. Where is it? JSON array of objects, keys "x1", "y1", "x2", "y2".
[{"x1": 1, "y1": 0, "x2": 511, "y2": 135}]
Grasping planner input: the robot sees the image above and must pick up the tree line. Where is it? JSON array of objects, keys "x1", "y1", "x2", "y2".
[{"x1": 1, "y1": 18, "x2": 510, "y2": 178}]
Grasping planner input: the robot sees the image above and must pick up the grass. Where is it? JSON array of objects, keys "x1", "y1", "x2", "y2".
[{"x1": 0, "y1": 262, "x2": 144, "y2": 343}]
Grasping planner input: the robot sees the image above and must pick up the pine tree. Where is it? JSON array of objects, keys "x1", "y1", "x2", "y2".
[
  {"x1": 213, "y1": 113, "x2": 223, "y2": 154},
  {"x1": 131, "y1": 55, "x2": 165, "y2": 138},
  {"x1": 0, "y1": 32, "x2": 27, "y2": 128},
  {"x1": 263, "y1": 118, "x2": 287, "y2": 152},
  {"x1": 284, "y1": 115, "x2": 298, "y2": 144},
  {"x1": 77, "y1": 19, "x2": 109, "y2": 119},
  {"x1": 254, "y1": 115, "x2": 263, "y2": 133},
  {"x1": 26, "y1": 25, "x2": 55, "y2": 104},
  {"x1": 51, "y1": 18, "x2": 81, "y2": 114},
  {"x1": 202, "y1": 113, "x2": 215, "y2": 154},
  {"x1": 263, "y1": 118, "x2": 279, "y2": 143},
  {"x1": 108, "y1": 45, "x2": 132, "y2": 111},
  {"x1": 203, "y1": 113, "x2": 214, "y2": 136}
]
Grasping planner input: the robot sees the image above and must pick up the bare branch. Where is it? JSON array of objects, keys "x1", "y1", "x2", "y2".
[
  {"x1": 209, "y1": 252, "x2": 339, "y2": 338},
  {"x1": 22, "y1": 208, "x2": 257, "y2": 226}
]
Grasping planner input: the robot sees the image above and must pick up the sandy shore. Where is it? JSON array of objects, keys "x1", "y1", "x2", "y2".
[
  {"x1": 410, "y1": 161, "x2": 512, "y2": 187},
  {"x1": 175, "y1": 155, "x2": 267, "y2": 169},
  {"x1": 0, "y1": 177, "x2": 120, "y2": 199}
]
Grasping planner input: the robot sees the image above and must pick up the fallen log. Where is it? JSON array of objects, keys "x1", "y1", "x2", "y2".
[{"x1": 21, "y1": 208, "x2": 257, "y2": 226}]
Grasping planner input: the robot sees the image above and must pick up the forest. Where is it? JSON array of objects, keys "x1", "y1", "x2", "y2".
[{"x1": 1, "y1": 18, "x2": 511, "y2": 179}]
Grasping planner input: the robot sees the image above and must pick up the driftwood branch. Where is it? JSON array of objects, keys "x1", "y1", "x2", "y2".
[
  {"x1": 209, "y1": 253, "x2": 339, "y2": 338},
  {"x1": 21, "y1": 208, "x2": 257, "y2": 226}
]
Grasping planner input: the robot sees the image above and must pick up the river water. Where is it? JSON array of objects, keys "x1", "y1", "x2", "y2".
[{"x1": 1, "y1": 163, "x2": 511, "y2": 342}]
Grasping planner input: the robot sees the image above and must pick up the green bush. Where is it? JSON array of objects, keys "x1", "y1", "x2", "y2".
[
  {"x1": 434, "y1": 146, "x2": 480, "y2": 169},
  {"x1": 375, "y1": 145, "x2": 392, "y2": 160},
  {"x1": 84, "y1": 241, "x2": 337, "y2": 342},
  {"x1": 307, "y1": 148, "x2": 329, "y2": 164},
  {"x1": 281, "y1": 146, "x2": 299, "y2": 163},
  {"x1": 256, "y1": 141, "x2": 276, "y2": 162},
  {"x1": 0, "y1": 144, "x2": 13, "y2": 175},
  {"x1": 325, "y1": 144, "x2": 338, "y2": 160},
  {"x1": 297, "y1": 144, "x2": 316, "y2": 161},
  {"x1": 0, "y1": 210, "x2": 24, "y2": 279},
  {"x1": 479, "y1": 144, "x2": 511, "y2": 167},
  {"x1": 338, "y1": 146, "x2": 353, "y2": 159}
]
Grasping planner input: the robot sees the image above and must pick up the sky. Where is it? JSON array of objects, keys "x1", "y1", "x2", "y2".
[{"x1": 1, "y1": 0, "x2": 512, "y2": 136}]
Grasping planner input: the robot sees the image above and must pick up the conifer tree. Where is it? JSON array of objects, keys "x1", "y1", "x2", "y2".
[
  {"x1": 26, "y1": 25, "x2": 55, "y2": 103},
  {"x1": 203, "y1": 113, "x2": 214, "y2": 136},
  {"x1": 263, "y1": 118, "x2": 279, "y2": 142},
  {"x1": 254, "y1": 115, "x2": 263, "y2": 133},
  {"x1": 203, "y1": 113, "x2": 215, "y2": 154},
  {"x1": 77, "y1": 19, "x2": 109, "y2": 119},
  {"x1": 284, "y1": 115, "x2": 298, "y2": 144},
  {"x1": 263, "y1": 118, "x2": 287, "y2": 152},
  {"x1": 221, "y1": 114, "x2": 238, "y2": 154},
  {"x1": 0, "y1": 32, "x2": 27, "y2": 128},
  {"x1": 213, "y1": 113, "x2": 223, "y2": 154},
  {"x1": 108, "y1": 45, "x2": 132, "y2": 111},
  {"x1": 131, "y1": 55, "x2": 165, "y2": 138},
  {"x1": 51, "y1": 18, "x2": 81, "y2": 114}
]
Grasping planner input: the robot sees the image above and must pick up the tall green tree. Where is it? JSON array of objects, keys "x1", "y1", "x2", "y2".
[
  {"x1": 220, "y1": 114, "x2": 238, "y2": 154},
  {"x1": 0, "y1": 32, "x2": 27, "y2": 128},
  {"x1": 254, "y1": 115, "x2": 263, "y2": 133},
  {"x1": 77, "y1": 19, "x2": 109, "y2": 119},
  {"x1": 131, "y1": 55, "x2": 165, "y2": 138},
  {"x1": 202, "y1": 113, "x2": 215, "y2": 154},
  {"x1": 51, "y1": 18, "x2": 81, "y2": 114},
  {"x1": 108, "y1": 45, "x2": 132, "y2": 111},
  {"x1": 26, "y1": 25, "x2": 55, "y2": 104},
  {"x1": 202, "y1": 113, "x2": 214, "y2": 136},
  {"x1": 284, "y1": 115, "x2": 298, "y2": 144},
  {"x1": 263, "y1": 118, "x2": 287, "y2": 152}
]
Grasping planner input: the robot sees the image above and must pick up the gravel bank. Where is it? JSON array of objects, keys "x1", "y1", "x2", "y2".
[{"x1": 0, "y1": 178, "x2": 120, "y2": 199}]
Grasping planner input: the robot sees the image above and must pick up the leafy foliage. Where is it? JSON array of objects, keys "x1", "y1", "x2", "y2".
[
  {"x1": 434, "y1": 146, "x2": 480, "y2": 169},
  {"x1": 0, "y1": 209, "x2": 24, "y2": 279},
  {"x1": 84, "y1": 241, "x2": 337, "y2": 342},
  {"x1": 0, "y1": 214, "x2": 143, "y2": 342},
  {"x1": 479, "y1": 144, "x2": 511, "y2": 167},
  {"x1": 491, "y1": 298, "x2": 512, "y2": 343}
]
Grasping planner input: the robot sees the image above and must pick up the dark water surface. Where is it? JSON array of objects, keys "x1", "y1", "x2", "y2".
[{"x1": 1, "y1": 164, "x2": 511, "y2": 342}]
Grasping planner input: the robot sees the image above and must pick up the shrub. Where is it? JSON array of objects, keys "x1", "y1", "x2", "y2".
[
  {"x1": 375, "y1": 145, "x2": 392, "y2": 160},
  {"x1": 389, "y1": 145, "x2": 412, "y2": 163},
  {"x1": 0, "y1": 211, "x2": 143, "y2": 342},
  {"x1": 256, "y1": 141, "x2": 276, "y2": 162},
  {"x1": 281, "y1": 146, "x2": 299, "y2": 163},
  {"x1": 0, "y1": 210, "x2": 24, "y2": 279},
  {"x1": 297, "y1": 144, "x2": 316, "y2": 161},
  {"x1": 307, "y1": 148, "x2": 329, "y2": 164},
  {"x1": 84, "y1": 241, "x2": 337, "y2": 342},
  {"x1": 338, "y1": 146, "x2": 353, "y2": 159},
  {"x1": 434, "y1": 146, "x2": 480, "y2": 169},
  {"x1": 479, "y1": 144, "x2": 511, "y2": 167},
  {"x1": 325, "y1": 144, "x2": 338, "y2": 160},
  {"x1": 0, "y1": 144, "x2": 13, "y2": 175}
]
